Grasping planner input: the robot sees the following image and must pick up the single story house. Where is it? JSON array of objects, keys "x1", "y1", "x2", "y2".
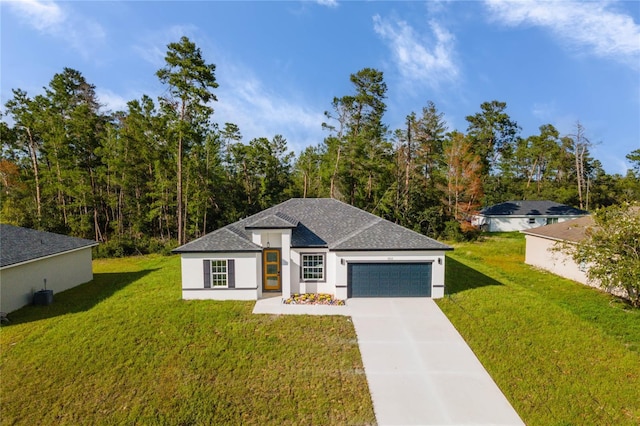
[
  {"x1": 522, "y1": 215, "x2": 629, "y2": 299},
  {"x1": 0, "y1": 224, "x2": 98, "y2": 313},
  {"x1": 472, "y1": 200, "x2": 588, "y2": 232},
  {"x1": 521, "y1": 215, "x2": 593, "y2": 285},
  {"x1": 173, "y1": 198, "x2": 452, "y2": 301}
]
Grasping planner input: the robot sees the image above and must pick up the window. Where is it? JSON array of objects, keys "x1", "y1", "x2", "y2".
[
  {"x1": 210, "y1": 260, "x2": 228, "y2": 287},
  {"x1": 528, "y1": 217, "x2": 536, "y2": 224},
  {"x1": 546, "y1": 217, "x2": 559, "y2": 225},
  {"x1": 301, "y1": 254, "x2": 325, "y2": 281},
  {"x1": 203, "y1": 259, "x2": 235, "y2": 288}
]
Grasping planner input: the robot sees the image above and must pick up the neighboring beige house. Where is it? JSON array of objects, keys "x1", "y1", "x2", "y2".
[
  {"x1": 0, "y1": 224, "x2": 98, "y2": 313},
  {"x1": 521, "y1": 216, "x2": 593, "y2": 286},
  {"x1": 173, "y1": 198, "x2": 452, "y2": 301},
  {"x1": 472, "y1": 200, "x2": 588, "y2": 232}
]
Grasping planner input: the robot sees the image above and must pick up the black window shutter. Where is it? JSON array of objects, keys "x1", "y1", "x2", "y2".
[
  {"x1": 228, "y1": 259, "x2": 235, "y2": 288},
  {"x1": 203, "y1": 260, "x2": 211, "y2": 288}
]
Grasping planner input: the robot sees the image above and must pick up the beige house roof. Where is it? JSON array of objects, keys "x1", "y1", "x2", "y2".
[{"x1": 521, "y1": 215, "x2": 594, "y2": 243}]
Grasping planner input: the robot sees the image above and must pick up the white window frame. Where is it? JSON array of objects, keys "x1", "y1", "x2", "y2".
[
  {"x1": 210, "y1": 259, "x2": 228, "y2": 288},
  {"x1": 301, "y1": 253, "x2": 325, "y2": 282},
  {"x1": 528, "y1": 217, "x2": 536, "y2": 224}
]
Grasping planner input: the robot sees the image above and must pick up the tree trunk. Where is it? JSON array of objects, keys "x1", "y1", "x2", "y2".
[
  {"x1": 405, "y1": 118, "x2": 411, "y2": 210},
  {"x1": 177, "y1": 133, "x2": 183, "y2": 244},
  {"x1": 303, "y1": 172, "x2": 308, "y2": 198},
  {"x1": 330, "y1": 145, "x2": 341, "y2": 199},
  {"x1": 25, "y1": 128, "x2": 42, "y2": 221},
  {"x1": 53, "y1": 149, "x2": 68, "y2": 226}
]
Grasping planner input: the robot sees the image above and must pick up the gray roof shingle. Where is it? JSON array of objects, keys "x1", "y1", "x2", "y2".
[
  {"x1": 0, "y1": 224, "x2": 98, "y2": 268},
  {"x1": 521, "y1": 215, "x2": 594, "y2": 242},
  {"x1": 479, "y1": 200, "x2": 588, "y2": 217},
  {"x1": 245, "y1": 212, "x2": 299, "y2": 229},
  {"x1": 174, "y1": 198, "x2": 451, "y2": 253},
  {"x1": 176, "y1": 226, "x2": 262, "y2": 252}
]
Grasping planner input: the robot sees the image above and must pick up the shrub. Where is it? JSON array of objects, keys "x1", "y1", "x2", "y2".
[{"x1": 93, "y1": 237, "x2": 178, "y2": 258}]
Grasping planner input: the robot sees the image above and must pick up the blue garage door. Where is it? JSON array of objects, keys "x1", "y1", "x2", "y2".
[{"x1": 347, "y1": 263, "x2": 432, "y2": 297}]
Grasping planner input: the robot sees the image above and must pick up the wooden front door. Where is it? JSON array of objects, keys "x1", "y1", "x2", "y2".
[{"x1": 263, "y1": 249, "x2": 281, "y2": 291}]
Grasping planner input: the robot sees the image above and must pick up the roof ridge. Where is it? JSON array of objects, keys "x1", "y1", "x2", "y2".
[
  {"x1": 330, "y1": 216, "x2": 383, "y2": 248},
  {"x1": 225, "y1": 225, "x2": 251, "y2": 240},
  {"x1": 274, "y1": 211, "x2": 299, "y2": 225}
]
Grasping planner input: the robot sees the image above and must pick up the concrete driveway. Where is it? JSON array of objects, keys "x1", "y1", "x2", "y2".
[
  {"x1": 253, "y1": 297, "x2": 524, "y2": 425},
  {"x1": 348, "y1": 298, "x2": 523, "y2": 425}
]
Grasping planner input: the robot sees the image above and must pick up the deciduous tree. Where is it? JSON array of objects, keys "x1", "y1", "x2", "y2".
[
  {"x1": 560, "y1": 202, "x2": 640, "y2": 307},
  {"x1": 444, "y1": 131, "x2": 483, "y2": 222}
]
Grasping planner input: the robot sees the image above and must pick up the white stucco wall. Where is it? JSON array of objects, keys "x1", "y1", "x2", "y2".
[
  {"x1": 181, "y1": 252, "x2": 260, "y2": 301},
  {"x1": 290, "y1": 249, "x2": 332, "y2": 296},
  {"x1": 280, "y1": 232, "x2": 291, "y2": 298},
  {"x1": 524, "y1": 235, "x2": 588, "y2": 284},
  {"x1": 0, "y1": 247, "x2": 94, "y2": 313},
  {"x1": 525, "y1": 234, "x2": 631, "y2": 299},
  {"x1": 180, "y1": 244, "x2": 447, "y2": 301},
  {"x1": 486, "y1": 216, "x2": 581, "y2": 232}
]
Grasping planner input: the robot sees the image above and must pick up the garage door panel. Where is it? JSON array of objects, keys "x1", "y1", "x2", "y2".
[{"x1": 348, "y1": 263, "x2": 432, "y2": 297}]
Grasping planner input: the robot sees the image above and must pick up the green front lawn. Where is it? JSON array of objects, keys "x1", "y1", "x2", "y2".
[
  {"x1": 438, "y1": 233, "x2": 640, "y2": 425},
  {"x1": 0, "y1": 256, "x2": 375, "y2": 425},
  {"x1": 3, "y1": 235, "x2": 639, "y2": 425}
]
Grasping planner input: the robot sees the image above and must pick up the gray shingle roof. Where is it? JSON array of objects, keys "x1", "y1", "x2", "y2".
[
  {"x1": 521, "y1": 215, "x2": 594, "y2": 242},
  {"x1": 479, "y1": 200, "x2": 588, "y2": 217},
  {"x1": 0, "y1": 224, "x2": 98, "y2": 268},
  {"x1": 174, "y1": 198, "x2": 451, "y2": 253},
  {"x1": 175, "y1": 226, "x2": 262, "y2": 252},
  {"x1": 245, "y1": 212, "x2": 299, "y2": 229}
]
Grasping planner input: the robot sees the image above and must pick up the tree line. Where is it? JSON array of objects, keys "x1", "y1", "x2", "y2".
[{"x1": 2, "y1": 36, "x2": 639, "y2": 255}]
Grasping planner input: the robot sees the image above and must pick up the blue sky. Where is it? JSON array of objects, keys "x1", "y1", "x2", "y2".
[{"x1": 2, "y1": 0, "x2": 639, "y2": 174}]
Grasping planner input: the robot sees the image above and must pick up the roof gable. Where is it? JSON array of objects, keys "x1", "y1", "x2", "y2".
[
  {"x1": 0, "y1": 224, "x2": 98, "y2": 268},
  {"x1": 174, "y1": 198, "x2": 451, "y2": 253},
  {"x1": 245, "y1": 212, "x2": 299, "y2": 229},
  {"x1": 479, "y1": 200, "x2": 588, "y2": 217}
]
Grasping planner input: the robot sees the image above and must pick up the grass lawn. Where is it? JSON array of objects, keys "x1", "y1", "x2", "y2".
[
  {"x1": 438, "y1": 233, "x2": 640, "y2": 425},
  {"x1": 0, "y1": 256, "x2": 375, "y2": 425}
]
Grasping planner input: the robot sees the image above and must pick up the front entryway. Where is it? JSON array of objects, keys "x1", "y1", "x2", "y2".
[{"x1": 262, "y1": 248, "x2": 281, "y2": 291}]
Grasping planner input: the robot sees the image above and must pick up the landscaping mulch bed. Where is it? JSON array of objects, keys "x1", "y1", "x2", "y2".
[{"x1": 283, "y1": 293, "x2": 345, "y2": 305}]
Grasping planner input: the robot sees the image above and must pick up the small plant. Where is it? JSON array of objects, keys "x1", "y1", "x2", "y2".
[{"x1": 283, "y1": 293, "x2": 345, "y2": 306}]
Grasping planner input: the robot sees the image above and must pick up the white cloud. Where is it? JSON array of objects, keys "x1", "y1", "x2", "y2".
[
  {"x1": 96, "y1": 89, "x2": 133, "y2": 114},
  {"x1": 316, "y1": 0, "x2": 338, "y2": 8},
  {"x1": 4, "y1": 0, "x2": 106, "y2": 58},
  {"x1": 484, "y1": 0, "x2": 640, "y2": 68},
  {"x1": 215, "y1": 63, "x2": 326, "y2": 154},
  {"x1": 5, "y1": 0, "x2": 65, "y2": 31},
  {"x1": 130, "y1": 26, "x2": 324, "y2": 153},
  {"x1": 373, "y1": 15, "x2": 459, "y2": 90},
  {"x1": 133, "y1": 25, "x2": 199, "y2": 67},
  {"x1": 531, "y1": 101, "x2": 557, "y2": 122}
]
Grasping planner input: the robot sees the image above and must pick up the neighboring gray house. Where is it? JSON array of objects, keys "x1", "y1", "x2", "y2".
[
  {"x1": 472, "y1": 200, "x2": 588, "y2": 232},
  {"x1": 173, "y1": 198, "x2": 452, "y2": 301},
  {"x1": 0, "y1": 224, "x2": 98, "y2": 313}
]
